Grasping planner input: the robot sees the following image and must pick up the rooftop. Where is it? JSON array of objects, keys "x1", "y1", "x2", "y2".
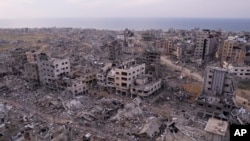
[{"x1": 204, "y1": 118, "x2": 228, "y2": 136}]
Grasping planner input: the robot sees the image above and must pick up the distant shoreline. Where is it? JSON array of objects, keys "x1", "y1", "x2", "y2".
[{"x1": 0, "y1": 18, "x2": 250, "y2": 32}]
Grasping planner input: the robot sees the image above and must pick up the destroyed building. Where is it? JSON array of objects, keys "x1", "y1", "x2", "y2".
[
  {"x1": 203, "y1": 67, "x2": 238, "y2": 94},
  {"x1": 196, "y1": 66, "x2": 238, "y2": 119},
  {"x1": 137, "y1": 117, "x2": 164, "y2": 138},
  {"x1": 3, "y1": 28, "x2": 248, "y2": 140},
  {"x1": 142, "y1": 32, "x2": 155, "y2": 42},
  {"x1": 25, "y1": 50, "x2": 39, "y2": 63},
  {"x1": 114, "y1": 60, "x2": 146, "y2": 96},
  {"x1": 72, "y1": 67, "x2": 97, "y2": 86},
  {"x1": 219, "y1": 39, "x2": 246, "y2": 65},
  {"x1": 23, "y1": 62, "x2": 40, "y2": 87},
  {"x1": 23, "y1": 51, "x2": 41, "y2": 87},
  {"x1": 37, "y1": 53, "x2": 70, "y2": 90},
  {"x1": 130, "y1": 75, "x2": 162, "y2": 97},
  {"x1": 96, "y1": 63, "x2": 113, "y2": 88},
  {"x1": 107, "y1": 40, "x2": 123, "y2": 66},
  {"x1": 8, "y1": 48, "x2": 29, "y2": 75},
  {"x1": 137, "y1": 48, "x2": 162, "y2": 76},
  {"x1": 56, "y1": 76, "x2": 88, "y2": 96},
  {"x1": 159, "y1": 39, "x2": 174, "y2": 55},
  {"x1": 141, "y1": 48, "x2": 161, "y2": 65}
]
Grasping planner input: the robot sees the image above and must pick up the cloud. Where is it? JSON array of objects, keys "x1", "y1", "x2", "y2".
[
  {"x1": 0, "y1": 0, "x2": 249, "y2": 19},
  {"x1": 64, "y1": 0, "x2": 106, "y2": 6},
  {"x1": 128, "y1": 0, "x2": 162, "y2": 6}
]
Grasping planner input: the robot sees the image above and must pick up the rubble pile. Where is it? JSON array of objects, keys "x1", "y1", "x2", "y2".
[{"x1": 1, "y1": 28, "x2": 249, "y2": 140}]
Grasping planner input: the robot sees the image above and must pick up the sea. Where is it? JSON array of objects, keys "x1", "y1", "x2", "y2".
[{"x1": 0, "y1": 18, "x2": 250, "y2": 32}]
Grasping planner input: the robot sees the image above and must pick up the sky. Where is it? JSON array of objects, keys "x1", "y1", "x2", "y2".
[{"x1": 0, "y1": 0, "x2": 249, "y2": 19}]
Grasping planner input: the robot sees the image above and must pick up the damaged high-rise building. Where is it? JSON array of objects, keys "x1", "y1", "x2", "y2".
[
  {"x1": 194, "y1": 30, "x2": 218, "y2": 64},
  {"x1": 196, "y1": 66, "x2": 238, "y2": 119}
]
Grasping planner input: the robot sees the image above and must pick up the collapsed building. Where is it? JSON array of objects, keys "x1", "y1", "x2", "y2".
[
  {"x1": 116, "y1": 28, "x2": 135, "y2": 47},
  {"x1": 196, "y1": 66, "x2": 238, "y2": 119},
  {"x1": 106, "y1": 40, "x2": 123, "y2": 66},
  {"x1": 97, "y1": 59, "x2": 147, "y2": 97},
  {"x1": 23, "y1": 51, "x2": 41, "y2": 87},
  {"x1": 141, "y1": 32, "x2": 155, "y2": 42},
  {"x1": 37, "y1": 53, "x2": 70, "y2": 90}
]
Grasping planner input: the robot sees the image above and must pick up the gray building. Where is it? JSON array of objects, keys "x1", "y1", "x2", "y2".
[{"x1": 203, "y1": 67, "x2": 238, "y2": 95}]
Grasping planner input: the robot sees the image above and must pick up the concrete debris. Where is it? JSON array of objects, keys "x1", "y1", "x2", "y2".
[
  {"x1": 0, "y1": 28, "x2": 247, "y2": 140},
  {"x1": 137, "y1": 117, "x2": 165, "y2": 138},
  {"x1": 111, "y1": 102, "x2": 143, "y2": 121}
]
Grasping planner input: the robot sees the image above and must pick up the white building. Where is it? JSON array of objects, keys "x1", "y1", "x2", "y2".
[
  {"x1": 223, "y1": 63, "x2": 250, "y2": 80},
  {"x1": 37, "y1": 53, "x2": 70, "y2": 89},
  {"x1": 115, "y1": 62, "x2": 146, "y2": 96},
  {"x1": 96, "y1": 63, "x2": 112, "y2": 87},
  {"x1": 204, "y1": 66, "x2": 237, "y2": 95}
]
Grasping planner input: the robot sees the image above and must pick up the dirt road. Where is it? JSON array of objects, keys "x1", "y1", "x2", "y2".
[{"x1": 161, "y1": 56, "x2": 203, "y2": 82}]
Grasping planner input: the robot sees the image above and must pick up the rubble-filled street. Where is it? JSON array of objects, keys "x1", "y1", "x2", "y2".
[{"x1": 1, "y1": 28, "x2": 250, "y2": 141}]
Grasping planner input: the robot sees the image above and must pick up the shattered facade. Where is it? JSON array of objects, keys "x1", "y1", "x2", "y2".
[
  {"x1": 130, "y1": 75, "x2": 162, "y2": 97},
  {"x1": 203, "y1": 66, "x2": 238, "y2": 94},
  {"x1": 196, "y1": 66, "x2": 238, "y2": 118}
]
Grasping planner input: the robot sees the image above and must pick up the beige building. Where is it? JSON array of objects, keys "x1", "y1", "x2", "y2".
[
  {"x1": 204, "y1": 118, "x2": 229, "y2": 141},
  {"x1": 229, "y1": 66, "x2": 250, "y2": 80},
  {"x1": 25, "y1": 50, "x2": 40, "y2": 63},
  {"x1": 220, "y1": 39, "x2": 246, "y2": 65},
  {"x1": 155, "y1": 39, "x2": 185, "y2": 59},
  {"x1": 154, "y1": 39, "x2": 177, "y2": 55},
  {"x1": 194, "y1": 30, "x2": 218, "y2": 60},
  {"x1": 171, "y1": 43, "x2": 184, "y2": 59},
  {"x1": 96, "y1": 63, "x2": 112, "y2": 88},
  {"x1": 23, "y1": 51, "x2": 40, "y2": 87},
  {"x1": 24, "y1": 62, "x2": 39, "y2": 81},
  {"x1": 37, "y1": 53, "x2": 70, "y2": 89},
  {"x1": 66, "y1": 77, "x2": 87, "y2": 96}
]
